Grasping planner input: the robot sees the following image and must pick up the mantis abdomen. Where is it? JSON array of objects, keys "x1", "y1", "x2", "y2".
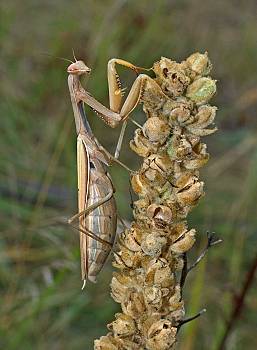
[{"x1": 79, "y1": 154, "x2": 117, "y2": 283}]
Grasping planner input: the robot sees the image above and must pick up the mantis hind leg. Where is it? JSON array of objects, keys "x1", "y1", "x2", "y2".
[
  {"x1": 70, "y1": 223, "x2": 132, "y2": 272},
  {"x1": 68, "y1": 190, "x2": 114, "y2": 224}
]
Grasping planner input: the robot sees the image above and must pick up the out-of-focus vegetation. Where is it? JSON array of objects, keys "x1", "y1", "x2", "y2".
[{"x1": 1, "y1": 1, "x2": 257, "y2": 349}]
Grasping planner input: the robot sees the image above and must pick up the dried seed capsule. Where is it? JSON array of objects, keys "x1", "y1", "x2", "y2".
[
  {"x1": 130, "y1": 129, "x2": 157, "y2": 157},
  {"x1": 141, "y1": 233, "x2": 167, "y2": 257},
  {"x1": 193, "y1": 105, "x2": 217, "y2": 128},
  {"x1": 108, "y1": 313, "x2": 136, "y2": 338},
  {"x1": 143, "y1": 154, "x2": 173, "y2": 175},
  {"x1": 186, "y1": 52, "x2": 212, "y2": 76},
  {"x1": 144, "y1": 285, "x2": 162, "y2": 305},
  {"x1": 153, "y1": 57, "x2": 190, "y2": 98},
  {"x1": 131, "y1": 172, "x2": 154, "y2": 196},
  {"x1": 143, "y1": 167, "x2": 167, "y2": 185},
  {"x1": 167, "y1": 135, "x2": 192, "y2": 160},
  {"x1": 168, "y1": 285, "x2": 181, "y2": 309},
  {"x1": 147, "y1": 204, "x2": 173, "y2": 228},
  {"x1": 186, "y1": 77, "x2": 216, "y2": 105},
  {"x1": 169, "y1": 306, "x2": 185, "y2": 326},
  {"x1": 122, "y1": 291, "x2": 146, "y2": 319},
  {"x1": 170, "y1": 229, "x2": 196, "y2": 253},
  {"x1": 185, "y1": 105, "x2": 217, "y2": 136},
  {"x1": 176, "y1": 181, "x2": 204, "y2": 207},
  {"x1": 133, "y1": 198, "x2": 149, "y2": 220},
  {"x1": 183, "y1": 157, "x2": 209, "y2": 170},
  {"x1": 169, "y1": 105, "x2": 191, "y2": 125},
  {"x1": 111, "y1": 273, "x2": 131, "y2": 303},
  {"x1": 146, "y1": 319, "x2": 177, "y2": 350},
  {"x1": 175, "y1": 172, "x2": 198, "y2": 189},
  {"x1": 142, "y1": 117, "x2": 170, "y2": 144},
  {"x1": 113, "y1": 248, "x2": 141, "y2": 269},
  {"x1": 94, "y1": 335, "x2": 120, "y2": 350},
  {"x1": 120, "y1": 226, "x2": 142, "y2": 252}
]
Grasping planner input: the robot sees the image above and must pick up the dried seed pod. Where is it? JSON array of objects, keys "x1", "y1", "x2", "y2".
[
  {"x1": 182, "y1": 143, "x2": 209, "y2": 170},
  {"x1": 168, "y1": 285, "x2": 181, "y2": 309},
  {"x1": 144, "y1": 258, "x2": 174, "y2": 288},
  {"x1": 141, "y1": 80, "x2": 167, "y2": 115},
  {"x1": 153, "y1": 57, "x2": 190, "y2": 97},
  {"x1": 162, "y1": 98, "x2": 193, "y2": 119},
  {"x1": 95, "y1": 334, "x2": 139, "y2": 350},
  {"x1": 170, "y1": 229, "x2": 196, "y2": 253},
  {"x1": 94, "y1": 335, "x2": 120, "y2": 350},
  {"x1": 175, "y1": 172, "x2": 198, "y2": 189},
  {"x1": 189, "y1": 105, "x2": 216, "y2": 128},
  {"x1": 111, "y1": 273, "x2": 130, "y2": 303},
  {"x1": 147, "y1": 204, "x2": 173, "y2": 228},
  {"x1": 167, "y1": 135, "x2": 192, "y2": 160},
  {"x1": 130, "y1": 128, "x2": 157, "y2": 157},
  {"x1": 113, "y1": 248, "x2": 141, "y2": 269},
  {"x1": 169, "y1": 105, "x2": 191, "y2": 125},
  {"x1": 186, "y1": 77, "x2": 216, "y2": 105},
  {"x1": 144, "y1": 285, "x2": 163, "y2": 306},
  {"x1": 169, "y1": 222, "x2": 189, "y2": 243},
  {"x1": 187, "y1": 134, "x2": 201, "y2": 147},
  {"x1": 143, "y1": 167, "x2": 167, "y2": 185},
  {"x1": 120, "y1": 227, "x2": 142, "y2": 252},
  {"x1": 141, "y1": 233, "x2": 167, "y2": 257},
  {"x1": 122, "y1": 291, "x2": 146, "y2": 319},
  {"x1": 154, "y1": 265, "x2": 174, "y2": 288},
  {"x1": 146, "y1": 319, "x2": 177, "y2": 350},
  {"x1": 133, "y1": 198, "x2": 149, "y2": 222},
  {"x1": 142, "y1": 117, "x2": 170, "y2": 144},
  {"x1": 130, "y1": 172, "x2": 154, "y2": 196},
  {"x1": 168, "y1": 306, "x2": 185, "y2": 326},
  {"x1": 108, "y1": 313, "x2": 136, "y2": 338},
  {"x1": 176, "y1": 181, "x2": 204, "y2": 207},
  {"x1": 186, "y1": 52, "x2": 212, "y2": 77},
  {"x1": 143, "y1": 154, "x2": 173, "y2": 175}
]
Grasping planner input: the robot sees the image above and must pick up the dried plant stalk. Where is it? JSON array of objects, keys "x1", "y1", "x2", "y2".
[{"x1": 95, "y1": 52, "x2": 217, "y2": 350}]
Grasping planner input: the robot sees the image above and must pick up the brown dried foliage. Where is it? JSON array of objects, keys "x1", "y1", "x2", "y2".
[{"x1": 95, "y1": 52, "x2": 217, "y2": 350}]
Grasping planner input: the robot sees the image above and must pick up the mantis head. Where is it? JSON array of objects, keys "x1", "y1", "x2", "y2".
[{"x1": 67, "y1": 60, "x2": 91, "y2": 76}]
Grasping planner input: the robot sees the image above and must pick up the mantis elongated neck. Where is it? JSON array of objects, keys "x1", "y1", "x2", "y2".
[{"x1": 68, "y1": 74, "x2": 93, "y2": 137}]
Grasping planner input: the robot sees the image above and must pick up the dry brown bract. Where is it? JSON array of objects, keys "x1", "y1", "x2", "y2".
[{"x1": 95, "y1": 52, "x2": 217, "y2": 350}]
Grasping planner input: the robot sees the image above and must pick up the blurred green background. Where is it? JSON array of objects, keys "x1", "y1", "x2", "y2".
[{"x1": 1, "y1": 1, "x2": 257, "y2": 349}]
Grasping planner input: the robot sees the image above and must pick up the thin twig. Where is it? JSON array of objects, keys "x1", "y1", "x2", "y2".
[
  {"x1": 188, "y1": 232, "x2": 222, "y2": 273},
  {"x1": 180, "y1": 232, "x2": 222, "y2": 288},
  {"x1": 178, "y1": 308, "x2": 206, "y2": 330}
]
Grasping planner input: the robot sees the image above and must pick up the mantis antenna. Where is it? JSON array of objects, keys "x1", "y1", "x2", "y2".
[
  {"x1": 72, "y1": 48, "x2": 78, "y2": 63},
  {"x1": 40, "y1": 52, "x2": 74, "y2": 64}
]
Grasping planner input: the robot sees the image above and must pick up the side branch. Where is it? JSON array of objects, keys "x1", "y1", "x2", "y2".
[
  {"x1": 180, "y1": 232, "x2": 222, "y2": 288},
  {"x1": 178, "y1": 308, "x2": 207, "y2": 331}
]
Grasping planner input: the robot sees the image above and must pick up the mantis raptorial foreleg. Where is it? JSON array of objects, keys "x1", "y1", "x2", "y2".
[
  {"x1": 107, "y1": 58, "x2": 142, "y2": 113},
  {"x1": 77, "y1": 72, "x2": 150, "y2": 128}
]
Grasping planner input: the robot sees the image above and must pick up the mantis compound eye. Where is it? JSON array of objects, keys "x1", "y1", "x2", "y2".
[
  {"x1": 67, "y1": 63, "x2": 78, "y2": 73},
  {"x1": 67, "y1": 61, "x2": 91, "y2": 75}
]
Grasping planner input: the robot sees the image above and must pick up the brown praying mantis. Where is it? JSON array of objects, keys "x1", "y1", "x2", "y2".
[{"x1": 67, "y1": 58, "x2": 156, "y2": 288}]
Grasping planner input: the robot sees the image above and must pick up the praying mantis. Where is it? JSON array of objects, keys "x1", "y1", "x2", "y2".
[{"x1": 67, "y1": 58, "x2": 155, "y2": 287}]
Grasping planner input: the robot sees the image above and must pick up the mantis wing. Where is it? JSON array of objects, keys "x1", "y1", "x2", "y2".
[{"x1": 77, "y1": 134, "x2": 90, "y2": 281}]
